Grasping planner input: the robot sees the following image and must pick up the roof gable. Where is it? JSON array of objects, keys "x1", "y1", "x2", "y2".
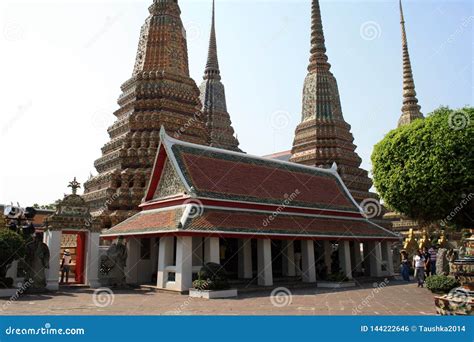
[
  {"x1": 144, "y1": 128, "x2": 362, "y2": 214},
  {"x1": 143, "y1": 142, "x2": 190, "y2": 203},
  {"x1": 153, "y1": 158, "x2": 187, "y2": 200}
]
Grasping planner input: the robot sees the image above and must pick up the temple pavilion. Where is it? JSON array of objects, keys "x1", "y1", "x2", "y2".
[
  {"x1": 103, "y1": 128, "x2": 399, "y2": 291},
  {"x1": 84, "y1": 0, "x2": 403, "y2": 291}
]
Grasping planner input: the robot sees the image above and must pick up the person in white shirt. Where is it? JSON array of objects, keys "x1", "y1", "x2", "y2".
[
  {"x1": 413, "y1": 249, "x2": 426, "y2": 287},
  {"x1": 60, "y1": 249, "x2": 72, "y2": 284}
]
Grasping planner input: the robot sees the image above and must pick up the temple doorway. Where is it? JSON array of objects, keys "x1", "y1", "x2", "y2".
[
  {"x1": 219, "y1": 238, "x2": 239, "y2": 279},
  {"x1": 59, "y1": 231, "x2": 86, "y2": 285}
]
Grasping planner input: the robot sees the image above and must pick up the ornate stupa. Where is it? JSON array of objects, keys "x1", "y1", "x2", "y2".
[
  {"x1": 385, "y1": 1, "x2": 424, "y2": 235},
  {"x1": 83, "y1": 0, "x2": 209, "y2": 228},
  {"x1": 199, "y1": 0, "x2": 241, "y2": 151},
  {"x1": 290, "y1": 0, "x2": 374, "y2": 204},
  {"x1": 397, "y1": 0, "x2": 424, "y2": 127}
]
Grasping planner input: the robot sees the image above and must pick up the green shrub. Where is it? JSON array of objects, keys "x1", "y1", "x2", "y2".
[
  {"x1": 425, "y1": 275, "x2": 460, "y2": 293},
  {"x1": 0, "y1": 229, "x2": 25, "y2": 288},
  {"x1": 192, "y1": 262, "x2": 230, "y2": 291}
]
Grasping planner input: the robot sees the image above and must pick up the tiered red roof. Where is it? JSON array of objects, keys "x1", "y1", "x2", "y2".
[{"x1": 103, "y1": 128, "x2": 399, "y2": 241}]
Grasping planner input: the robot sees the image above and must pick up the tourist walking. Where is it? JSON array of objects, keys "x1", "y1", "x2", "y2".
[
  {"x1": 428, "y1": 246, "x2": 437, "y2": 275},
  {"x1": 400, "y1": 251, "x2": 410, "y2": 281},
  {"x1": 423, "y1": 247, "x2": 431, "y2": 277},
  {"x1": 60, "y1": 249, "x2": 72, "y2": 284},
  {"x1": 413, "y1": 249, "x2": 426, "y2": 287}
]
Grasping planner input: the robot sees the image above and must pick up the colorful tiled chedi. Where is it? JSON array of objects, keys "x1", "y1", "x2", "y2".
[
  {"x1": 83, "y1": 0, "x2": 215, "y2": 228},
  {"x1": 290, "y1": 0, "x2": 375, "y2": 204}
]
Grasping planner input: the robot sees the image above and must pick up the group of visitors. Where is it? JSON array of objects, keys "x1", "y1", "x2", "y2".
[{"x1": 400, "y1": 246, "x2": 438, "y2": 287}]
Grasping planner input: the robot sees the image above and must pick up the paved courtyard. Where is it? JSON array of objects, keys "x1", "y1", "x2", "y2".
[{"x1": 0, "y1": 280, "x2": 437, "y2": 316}]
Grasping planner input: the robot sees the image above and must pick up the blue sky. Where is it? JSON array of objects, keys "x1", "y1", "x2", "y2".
[{"x1": 0, "y1": 0, "x2": 472, "y2": 205}]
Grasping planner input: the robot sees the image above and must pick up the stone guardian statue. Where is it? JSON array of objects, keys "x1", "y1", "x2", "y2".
[{"x1": 24, "y1": 233, "x2": 50, "y2": 291}]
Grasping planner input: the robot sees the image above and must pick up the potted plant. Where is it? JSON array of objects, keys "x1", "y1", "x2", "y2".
[{"x1": 189, "y1": 263, "x2": 238, "y2": 299}]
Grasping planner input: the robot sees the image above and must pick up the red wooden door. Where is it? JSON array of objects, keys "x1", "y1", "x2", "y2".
[{"x1": 75, "y1": 232, "x2": 86, "y2": 283}]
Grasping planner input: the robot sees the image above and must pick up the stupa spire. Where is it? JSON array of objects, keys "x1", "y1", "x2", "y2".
[
  {"x1": 308, "y1": 0, "x2": 330, "y2": 72},
  {"x1": 398, "y1": 0, "x2": 423, "y2": 127},
  {"x1": 204, "y1": 0, "x2": 220, "y2": 80},
  {"x1": 199, "y1": 0, "x2": 241, "y2": 152},
  {"x1": 83, "y1": 0, "x2": 208, "y2": 229},
  {"x1": 290, "y1": 0, "x2": 375, "y2": 204}
]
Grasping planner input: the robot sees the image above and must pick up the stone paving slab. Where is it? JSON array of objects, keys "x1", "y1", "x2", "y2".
[{"x1": 0, "y1": 281, "x2": 436, "y2": 316}]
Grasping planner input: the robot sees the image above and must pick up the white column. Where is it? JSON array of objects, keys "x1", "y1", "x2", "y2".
[
  {"x1": 157, "y1": 237, "x2": 174, "y2": 289},
  {"x1": 44, "y1": 230, "x2": 61, "y2": 291},
  {"x1": 125, "y1": 237, "x2": 140, "y2": 284},
  {"x1": 85, "y1": 232, "x2": 101, "y2": 288},
  {"x1": 323, "y1": 241, "x2": 332, "y2": 274},
  {"x1": 339, "y1": 241, "x2": 353, "y2": 280},
  {"x1": 175, "y1": 236, "x2": 193, "y2": 292},
  {"x1": 238, "y1": 238, "x2": 253, "y2": 279},
  {"x1": 257, "y1": 239, "x2": 273, "y2": 286},
  {"x1": 368, "y1": 241, "x2": 383, "y2": 277},
  {"x1": 282, "y1": 240, "x2": 296, "y2": 277},
  {"x1": 301, "y1": 240, "x2": 316, "y2": 283},
  {"x1": 384, "y1": 241, "x2": 395, "y2": 276},
  {"x1": 204, "y1": 237, "x2": 220, "y2": 264}
]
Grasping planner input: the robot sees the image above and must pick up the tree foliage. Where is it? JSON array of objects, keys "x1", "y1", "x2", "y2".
[
  {"x1": 372, "y1": 107, "x2": 474, "y2": 228},
  {"x1": 32, "y1": 199, "x2": 60, "y2": 210}
]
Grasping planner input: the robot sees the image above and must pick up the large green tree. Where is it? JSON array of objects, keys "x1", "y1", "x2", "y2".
[{"x1": 372, "y1": 107, "x2": 473, "y2": 228}]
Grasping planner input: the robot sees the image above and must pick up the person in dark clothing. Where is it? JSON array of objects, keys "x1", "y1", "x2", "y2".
[
  {"x1": 423, "y1": 247, "x2": 431, "y2": 277},
  {"x1": 400, "y1": 250, "x2": 410, "y2": 281}
]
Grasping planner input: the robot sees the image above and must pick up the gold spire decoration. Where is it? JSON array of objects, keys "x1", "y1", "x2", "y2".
[{"x1": 398, "y1": 0, "x2": 424, "y2": 127}]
